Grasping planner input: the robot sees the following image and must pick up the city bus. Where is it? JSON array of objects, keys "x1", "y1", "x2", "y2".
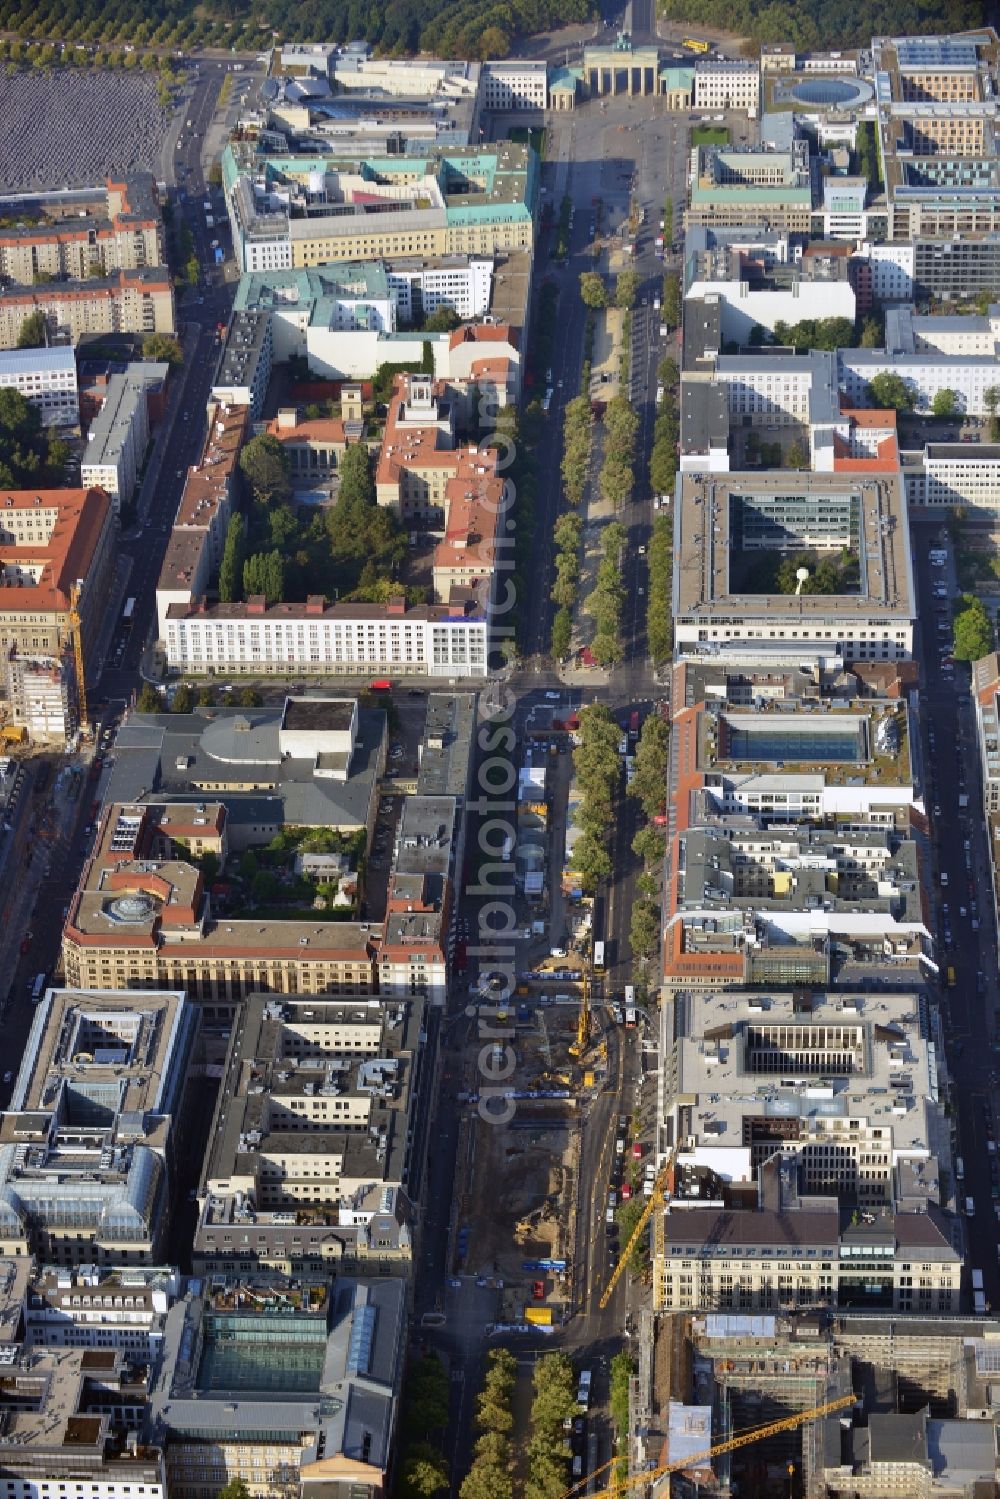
[
  {"x1": 593, "y1": 940, "x2": 606, "y2": 973},
  {"x1": 682, "y1": 37, "x2": 710, "y2": 52},
  {"x1": 122, "y1": 597, "x2": 136, "y2": 622}
]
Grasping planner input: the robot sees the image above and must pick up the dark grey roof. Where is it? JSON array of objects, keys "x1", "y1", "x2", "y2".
[{"x1": 867, "y1": 1411, "x2": 930, "y2": 1469}]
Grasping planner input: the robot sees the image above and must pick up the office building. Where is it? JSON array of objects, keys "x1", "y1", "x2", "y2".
[
  {"x1": 659, "y1": 987, "x2": 951, "y2": 1213},
  {"x1": 652, "y1": 1155, "x2": 961, "y2": 1314},
  {"x1": 194, "y1": 993, "x2": 424, "y2": 1274},
  {"x1": 0, "y1": 987, "x2": 196, "y2": 1266},
  {"x1": 839, "y1": 345, "x2": 1000, "y2": 416},
  {"x1": 0, "y1": 345, "x2": 78, "y2": 428},
  {"x1": 162, "y1": 591, "x2": 490, "y2": 680},
  {"x1": 671, "y1": 470, "x2": 915, "y2": 663},
  {"x1": 479, "y1": 60, "x2": 549, "y2": 111},
  {"x1": 150, "y1": 1274, "x2": 406, "y2": 1499},
  {"x1": 17, "y1": 1263, "x2": 181, "y2": 1358},
  {"x1": 80, "y1": 362, "x2": 168, "y2": 512},
  {"x1": 693, "y1": 58, "x2": 760, "y2": 117},
  {"x1": 684, "y1": 237, "x2": 856, "y2": 343},
  {"x1": 902, "y1": 441, "x2": 1000, "y2": 510},
  {"x1": 223, "y1": 143, "x2": 538, "y2": 274},
  {"x1": 0, "y1": 268, "x2": 175, "y2": 350},
  {"x1": 0, "y1": 174, "x2": 164, "y2": 282},
  {"x1": 0, "y1": 486, "x2": 117, "y2": 685},
  {"x1": 687, "y1": 142, "x2": 814, "y2": 232},
  {"x1": 0, "y1": 1341, "x2": 166, "y2": 1499}
]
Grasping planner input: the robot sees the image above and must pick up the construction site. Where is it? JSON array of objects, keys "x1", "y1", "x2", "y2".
[
  {"x1": 628, "y1": 1309, "x2": 1000, "y2": 1499},
  {"x1": 449, "y1": 969, "x2": 613, "y2": 1319}
]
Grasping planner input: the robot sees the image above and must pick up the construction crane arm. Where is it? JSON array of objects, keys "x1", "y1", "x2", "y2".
[
  {"x1": 578, "y1": 1393, "x2": 856, "y2": 1499},
  {"x1": 598, "y1": 1147, "x2": 677, "y2": 1311}
]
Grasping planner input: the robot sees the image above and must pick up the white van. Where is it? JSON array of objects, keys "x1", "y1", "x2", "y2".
[
  {"x1": 956, "y1": 1156, "x2": 965, "y2": 1181},
  {"x1": 965, "y1": 1196, "x2": 976, "y2": 1217}
]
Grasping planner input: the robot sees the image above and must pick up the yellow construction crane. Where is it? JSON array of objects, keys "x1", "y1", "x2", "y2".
[
  {"x1": 598, "y1": 1145, "x2": 677, "y2": 1310},
  {"x1": 560, "y1": 1393, "x2": 856, "y2": 1499},
  {"x1": 569, "y1": 960, "x2": 591, "y2": 1058},
  {"x1": 69, "y1": 579, "x2": 89, "y2": 738}
]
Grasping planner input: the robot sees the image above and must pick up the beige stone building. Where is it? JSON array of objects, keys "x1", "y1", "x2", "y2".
[
  {"x1": 0, "y1": 174, "x2": 164, "y2": 283},
  {"x1": 0, "y1": 486, "x2": 117, "y2": 685},
  {"x1": 0, "y1": 268, "x2": 175, "y2": 350}
]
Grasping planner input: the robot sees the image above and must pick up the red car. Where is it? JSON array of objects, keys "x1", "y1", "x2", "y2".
[
  {"x1": 621, "y1": 1182, "x2": 632, "y2": 1201},
  {"x1": 632, "y1": 1141, "x2": 643, "y2": 1159},
  {"x1": 532, "y1": 1280, "x2": 545, "y2": 1300}
]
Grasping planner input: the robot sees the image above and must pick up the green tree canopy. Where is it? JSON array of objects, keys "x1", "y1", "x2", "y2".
[
  {"x1": 579, "y1": 271, "x2": 608, "y2": 310},
  {"x1": 867, "y1": 371, "x2": 916, "y2": 412},
  {"x1": 423, "y1": 305, "x2": 461, "y2": 332},
  {"x1": 243, "y1": 549, "x2": 285, "y2": 604},
  {"x1": 171, "y1": 682, "x2": 193, "y2": 714},
  {"x1": 142, "y1": 331, "x2": 183, "y2": 365},
  {"x1": 239, "y1": 433, "x2": 290, "y2": 507},
  {"x1": 219, "y1": 513, "x2": 246, "y2": 603},
  {"x1": 614, "y1": 269, "x2": 639, "y2": 309},
  {"x1": 953, "y1": 596, "x2": 994, "y2": 662},
  {"x1": 931, "y1": 387, "x2": 959, "y2": 419},
  {"x1": 136, "y1": 682, "x2": 163, "y2": 713},
  {"x1": 15, "y1": 310, "x2": 47, "y2": 349}
]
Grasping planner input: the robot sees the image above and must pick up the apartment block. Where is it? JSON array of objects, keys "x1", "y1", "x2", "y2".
[
  {"x1": 194, "y1": 993, "x2": 425, "y2": 1275},
  {"x1": 210, "y1": 308, "x2": 273, "y2": 418},
  {"x1": 0, "y1": 345, "x2": 78, "y2": 427},
  {"x1": 0, "y1": 486, "x2": 117, "y2": 684},
  {"x1": 0, "y1": 174, "x2": 163, "y2": 283},
  {"x1": 0, "y1": 268, "x2": 174, "y2": 350},
  {"x1": 80, "y1": 362, "x2": 167, "y2": 512},
  {"x1": 155, "y1": 402, "x2": 247, "y2": 640},
  {"x1": 0, "y1": 987, "x2": 196, "y2": 1266},
  {"x1": 151, "y1": 1274, "x2": 405, "y2": 1499},
  {"x1": 693, "y1": 58, "x2": 760, "y2": 117}
]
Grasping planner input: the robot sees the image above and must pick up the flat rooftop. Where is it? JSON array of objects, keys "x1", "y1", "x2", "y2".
[
  {"x1": 671, "y1": 987, "x2": 943, "y2": 1167},
  {"x1": 674, "y1": 470, "x2": 914, "y2": 622}
]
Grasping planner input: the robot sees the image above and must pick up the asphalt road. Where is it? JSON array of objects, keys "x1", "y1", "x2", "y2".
[{"x1": 912, "y1": 516, "x2": 1000, "y2": 1305}]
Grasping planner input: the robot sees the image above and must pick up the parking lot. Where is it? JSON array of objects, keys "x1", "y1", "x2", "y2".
[{"x1": 0, "y1": 69, "x2": 170, "y2": 192}]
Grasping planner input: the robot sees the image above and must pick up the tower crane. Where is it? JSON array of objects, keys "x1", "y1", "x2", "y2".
[
  {"x1": 69, "y1": 578, "x2": 89, "y2": 739},
  {"x1": 560, "y1": 1393, "x2": 857, "y2": 1499},
  {"x1": 598, "y1": 1145, "x2": 677, "y2": 1310}
]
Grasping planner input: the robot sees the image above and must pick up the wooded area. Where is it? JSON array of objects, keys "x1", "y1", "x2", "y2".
[
  {"x1": 660, "y1": 0, "x2": 983, "y2": 49},
  {"x1": 0, "y1": 0, "x2": 593, "y2": 61}
]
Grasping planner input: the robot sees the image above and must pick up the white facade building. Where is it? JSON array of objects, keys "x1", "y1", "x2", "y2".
[
  {"x1": 163, "y1": 598, "x2": 489, "y2": 678},
  {"x1": 839, "y1": 347, "x2": 1000, "y2": 415},
  {"x1": 693, "y1": 58, "x2": 760, "y2": 117},
  {"x1": 480, "y1": 60, "x2": 549, "y2": 111},
  {"x1": 0, "y1": 345, "x2": 78, "y2": 427},
  {"x1": 683, "y1": 272, "x2": 855, "y2": 344},
  {"x1": 903, "y1": 442, "x2": 1000, "y2": 509},
  {"x1": 863, "y1": 242, "x2": 917, "y2": 302},
  {"x1": 79, "y1": 363, "x2": 164, "y2": 511}
]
